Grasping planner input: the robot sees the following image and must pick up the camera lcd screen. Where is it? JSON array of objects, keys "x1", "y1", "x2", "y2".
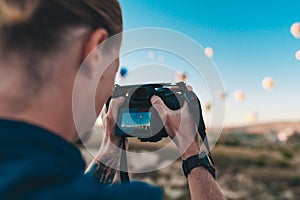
[{"x1": 121, "y1": 112, "x2": 151, "y2": 130}]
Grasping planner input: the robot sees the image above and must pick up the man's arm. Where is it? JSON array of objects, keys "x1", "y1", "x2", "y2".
[
  {"x1": 188, "y1": 167, "x2": 225, "y2": 200},
  {"x1": 151, "y1": 96, "x2": 226, "y2": 200},
  {"x1": 182, "y1": 143, "x2": 225, "y2": 200},
  {"x1": 85, "y1": 97, "x2": 125, "y2": 184},
  {"x1": 85, "y1": 143, "x2": 121, "y2": 184}
]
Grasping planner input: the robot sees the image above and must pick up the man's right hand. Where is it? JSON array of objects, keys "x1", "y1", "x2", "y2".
[
  {"x1": 151, "y1": 95, "x2": 226, "y2": 200},
  {"x1": 150, "y1": 95, "x2": 200, "y2": 160}
]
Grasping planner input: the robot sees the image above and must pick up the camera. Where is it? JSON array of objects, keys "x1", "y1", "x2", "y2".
[{"x1": 106, "y1": 82, "x2": 204, "y2": 142}]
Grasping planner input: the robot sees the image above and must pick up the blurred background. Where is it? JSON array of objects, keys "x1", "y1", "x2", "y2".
[{"x1": 82, "y1": 0, "x2": 300, "y2": 199}]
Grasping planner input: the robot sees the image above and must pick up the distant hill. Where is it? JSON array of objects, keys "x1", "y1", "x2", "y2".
[{"x1": 222, "y1": 121, "x2": 300, "y2": 135}]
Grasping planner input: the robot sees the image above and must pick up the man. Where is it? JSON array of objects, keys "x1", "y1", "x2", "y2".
[{"x1": 0, "y1": 0, "x2": 225, "y2": 199}]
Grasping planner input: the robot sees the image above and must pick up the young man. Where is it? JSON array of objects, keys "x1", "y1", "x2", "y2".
[{"x1": 0, "y1": 0, "x2": 225, "y2": 199}]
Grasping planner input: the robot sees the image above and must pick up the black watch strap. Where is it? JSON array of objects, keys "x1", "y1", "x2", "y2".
[{"x1": 182, "y1": 152, "x2": 216, "y2": 179}]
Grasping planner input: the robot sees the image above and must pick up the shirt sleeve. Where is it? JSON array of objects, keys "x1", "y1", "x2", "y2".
[{"x1": 107, "y1": 181, "x2": 163, "y2": 200}]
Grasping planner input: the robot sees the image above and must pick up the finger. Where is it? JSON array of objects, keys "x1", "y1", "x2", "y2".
[
  {"x1": 124, "y1": 138, "x2": 129, "y2": 150},
  {"x1": 170, "y1": 85, "x2": 193, "y2": 92},
  {"x1": 100, "y1": 105, "x2": 107, "y2": 120},
  {"x1": 151, "y1": 95, "x2": 169, "y2": 119},
  {"x1": 187, "y1": 85, "x2": 193, "y2": 91},
  {"x1": 102, "y1": 104, "x2": 107, "y2": 113},
  {"x1": 182, "y1": 100, "x2": 189, "y2": 110},
  {"x1": 170, "y1": 86, "x2": 180, "y2": 92},
  {"x1": 181, "y1": 100, "x2": 201, "y2": 127},
  {"x1": 106, "y1": 97, "x2": 125, "y2": 123}
]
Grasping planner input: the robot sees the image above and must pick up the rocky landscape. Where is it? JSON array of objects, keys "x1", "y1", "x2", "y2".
[{"x1": 80, "y1": 121, "x2": 300, "y2": 200}]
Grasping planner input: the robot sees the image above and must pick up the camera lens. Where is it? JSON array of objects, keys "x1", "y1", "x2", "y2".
[
  {"x1": 135, "y1": 88, "x2": 148, "y2": 98},
  {"x1": 129, "y1": 86, "x2": 154, "y2": 102}
]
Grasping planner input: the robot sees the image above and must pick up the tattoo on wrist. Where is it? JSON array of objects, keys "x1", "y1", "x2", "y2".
[{"x1": 85, "y1": 154, "x2": 120, "y2": 184}]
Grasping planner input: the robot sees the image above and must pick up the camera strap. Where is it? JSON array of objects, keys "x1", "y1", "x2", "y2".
[
  {"x1": 178, "y1": 83, "x2": 215, "y2": 165},
  {"x1": 120, "y1": 140, "x2": 130, "y2": 183}
]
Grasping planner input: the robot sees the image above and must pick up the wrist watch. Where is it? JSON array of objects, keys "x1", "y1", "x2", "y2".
[{"x1": 182, "y1": 152, "x2": 216, "y2": 179}]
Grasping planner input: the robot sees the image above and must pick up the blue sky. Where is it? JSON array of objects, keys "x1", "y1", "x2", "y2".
[{"x1": 118, "y1": 0, "x2": 300, "y2": 126}]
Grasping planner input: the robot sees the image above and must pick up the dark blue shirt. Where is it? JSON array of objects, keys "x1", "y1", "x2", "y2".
[{"x1": 0, "y1": 119, "x2": 162, "y2": 199}]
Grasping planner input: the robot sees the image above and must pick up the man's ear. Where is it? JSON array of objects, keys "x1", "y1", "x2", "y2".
[{"x1": 82, "y1": 28, "x2": 108, "y2": 77}]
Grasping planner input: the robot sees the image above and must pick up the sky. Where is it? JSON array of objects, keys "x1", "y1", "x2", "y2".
[{"x1": 117, "y1": 0, "x2": 300, "y2": 127}]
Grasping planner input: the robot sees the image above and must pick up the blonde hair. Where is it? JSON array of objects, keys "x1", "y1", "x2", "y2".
[
  {"x1": 0, "y1": 0, "x2": 40, "y2": 26},
  {"x1": 0, "y1": 0, "x2": 123, "y2": 53}
]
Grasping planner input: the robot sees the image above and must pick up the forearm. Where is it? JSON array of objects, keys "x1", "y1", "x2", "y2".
[
  {"x1": 87, "y1": 97, "x2": 126, "y2": 184},
  {"x1": 187, "y1": 167, "x2": 225, "y2": 200},
  {"x1": 85, "y1": 142, "x2": 122, "y2": 184},
  {"x1": 179, "y1": 141, "x2": 225, "y2": 200}
]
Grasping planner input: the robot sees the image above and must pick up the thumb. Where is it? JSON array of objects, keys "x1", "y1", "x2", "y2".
[
  {"x1": 151, "y1": 95, "x2": 169, "y2": 119},
  {"x1": 107, "y1": 97, "x2": 125, "y2": 122}
]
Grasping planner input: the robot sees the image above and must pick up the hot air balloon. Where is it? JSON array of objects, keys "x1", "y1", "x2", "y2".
[
  {"x1": 262, "y1": 77, "x2": 275, "y2": 91},
  {"x1": 205, "y1": 102, "x2": 212, "y2": 112},
  {"x1": 204, "y1": 47, "x2": 214, "y2": 58},
  {"x1": 148, "y1": 51, "x2": 155, "y2": 60},
  {"x1": 158, "y1": 55, "x2": 165, "y2": 62},
  {"x1": 175, "y1": 71, "x2": 187, "y2": 82},
  {"x1": 119, "y1": 67, "x2": 128, "y2": 78},
  {"x1": 234, "y1": 90, "x2": 245, "y2": 102},
  {"x1": 295, "y1": 50, "x2": 300, "y2": 61},
  {"x1": 290, "y1": 22, "x2": 300, "y2": 39},
  {"x1": 246, "y1": 112, "x2": 257, "y2": 123},
  {"x1": 217, "y1": 91, "x2": 228, "y2": 100}
]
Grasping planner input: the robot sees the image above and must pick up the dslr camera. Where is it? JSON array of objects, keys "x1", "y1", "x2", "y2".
[{"x1": 106, "y1": 82, "x2": 205, "y2": 142}]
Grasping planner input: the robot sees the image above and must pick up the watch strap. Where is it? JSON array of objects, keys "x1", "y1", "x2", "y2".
[{"x1": 182, "y1": 152, "x2": 216, "y2": 179}]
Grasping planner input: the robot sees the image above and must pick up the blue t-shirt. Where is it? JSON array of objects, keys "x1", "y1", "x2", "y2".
[{"x1": 0, "y1": 119, "x2": 162, "y2": 199}]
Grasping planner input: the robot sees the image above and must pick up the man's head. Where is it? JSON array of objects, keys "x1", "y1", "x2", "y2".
[{"x1": 0, "y1": 0, "x2": 123, "y2": 142}]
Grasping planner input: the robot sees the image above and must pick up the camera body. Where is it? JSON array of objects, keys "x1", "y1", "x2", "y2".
[{"x1": 106, "y1": 83, "x2": 202, "y2": 142}]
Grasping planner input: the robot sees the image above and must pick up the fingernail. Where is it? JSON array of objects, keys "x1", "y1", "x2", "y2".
[
  {"x1": 119, "y1": 96, "x2": 125, "y2": 102},
  {"x1": 151, "y1": 95, "x2": 157, "y2": 101},
  {"x1": 151, "y1": 96, "x2": 159, "y2": 103}
]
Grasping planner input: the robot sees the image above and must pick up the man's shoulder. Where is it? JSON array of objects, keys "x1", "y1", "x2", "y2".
[
  {"x1": 77, "y1": 175, "x2": 163, "y2": 200},
  {"x1": 108, "y1": 181, "x2": 163, "y2": 199},
  {"x1": 35, "y1": 175, "x2": 163, "y2": 200},
  {"x1": 0, "y1": 119, "x2": 163, "y2": 199}
]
